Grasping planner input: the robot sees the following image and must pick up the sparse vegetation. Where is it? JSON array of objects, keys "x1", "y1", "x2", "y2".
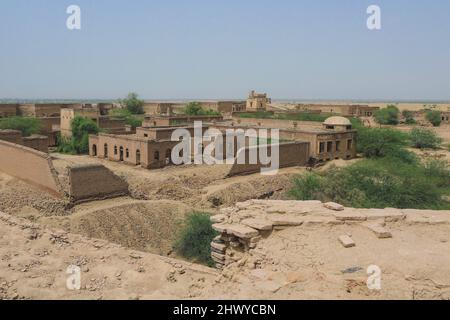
[
  {"x1": 0, "y1": 116, "x2": 41, "y2": 137},
  {"x1": 374, "y1": 104, "x2": 400, "y2": 125},
  {"x1": 410, "y1": 127, "x2": 442, "y2": 149},
  {"x1": 183, "y1": 102, "x2": 220, "y2": 116},
  {"x1": 118, "y1": 92, "x2": 145, "y2": 115},
  {"x1": 109, "y1": 108, "x2": 143, "y2": 128},
  {"x1": 175, "y1": 212, "x2": 218, "y2": 267},
  {"x1": 289, "y1": 125, "x2": 450, "y2": 210},
  {"x1": 57, "y1": 116, "x2": 99, "y2": 154},
  {"x1": 402, "y1": 110, "x2": 416, "y2": 124},
  {"x1": 425, "y1": 110, "x2": 442, "y2": 127}
]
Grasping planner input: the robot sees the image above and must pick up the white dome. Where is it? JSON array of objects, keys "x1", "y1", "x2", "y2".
[{"x1": 323, "y1": 116, "x2": 352, "y2": 126}]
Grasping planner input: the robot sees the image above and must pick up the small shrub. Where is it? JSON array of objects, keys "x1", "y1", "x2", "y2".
[
  {"x1": 374, "y1": 105, "x2": 400, "y2": 125},
  {"x1": 0, "y1": 116, "x2": 41, "y2": 137},
  {"x1": 402, "y1": 110, "x2": 416, "y2": 124},
  {"x1": 110, "y1": 108, "x2": 143, "y2": 128},
  {"x1": 57, "y1": 116, "x2": 99, "y2": 154},
  {"x1": 288, "y1": 172, "x2": 324, "y2": 200},
  {"x1": 118, "y1": 92, "x2": 144, "y2": 114},
  {"x1": 425, "y1": 110, "x2": 442, "y2": 127},
  {"x1": 184, "y1": 102, "x2": 220, "y2": 116},
  {"x1": 410, "y1": 127, "x2": 442, "y2": 149},
  {"x1": 175, "y1": 212, "x2": 218, "y2": 267}
]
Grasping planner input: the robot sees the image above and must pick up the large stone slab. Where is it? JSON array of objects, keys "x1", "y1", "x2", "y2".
[
  {"x1": 267, "y1": 214, "x2": 304, "y2": 226},
  {"x1": 212, "y1": 223, "x2": 230, "y2": 233},
  {"x1": 226, "y1": 224, "x2": 260, "y2": 239},
  {"x1": 210, "y1": 214, "x2": 227, "y2": 223},
  {"x1": 211, "y1": 242, "x2": 227, "y2": 252},
  {"x1": 241, "y1": 218, "x2": 273, "y2": 231},
  {"x1": 363, "y1": 209, "x2": 405, "y2": 222},
  {"x1": 333, "y1": 210, "x2": 367, "y2": 221}
]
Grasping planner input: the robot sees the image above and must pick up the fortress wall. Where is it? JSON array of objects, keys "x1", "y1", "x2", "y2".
[
  {"x1": 231, "y1": 116, "x2": 322, "y2": 130},
  {"x1": 0, "y1": 140, "x2": 61, "y2": 197},
  {"x1": 227, "y1": 142, "x2": 310, "y2": 176},
  {"x1": 68, "y1": 164, "x2": 129, "y2": 203}
]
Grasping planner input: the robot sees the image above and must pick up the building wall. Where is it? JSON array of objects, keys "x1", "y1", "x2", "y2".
[
  {"x1": 0, "y1": 104, "x2": 19, "y2": 117},
  {"x1": 143, "y1": 115, "x2": 223, "y2": 127},
  {"x1": 68, "y1": 164, "x2": 129, "y2": 203},
  {"x1": 296, "y1": 104, "x2": 379, "y2": 117},
  {"x1": 0, "y1": 130, "x2": 23, "y2": 144},
  {"x1": 0, "y1": 140, "x2": 61, "y2": 197},
  {"x1": 22, "y1": 135, "x2": 49, "y2": 153},
  {"x1": 228, "y1": 142, "x2": 310, "y2": 176}
]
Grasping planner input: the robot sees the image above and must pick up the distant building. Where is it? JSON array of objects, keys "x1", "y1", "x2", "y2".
[
  {"x1": 295, "y1": 104, "x2": 379, "y2": 117},
  {"x1": 246, "y1": 91, "x2": 271, "y2": 112}
]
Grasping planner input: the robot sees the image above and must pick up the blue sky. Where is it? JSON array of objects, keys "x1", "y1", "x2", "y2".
[{"x1": 0, "y1": 0, "x2": 449, "y2": 100}]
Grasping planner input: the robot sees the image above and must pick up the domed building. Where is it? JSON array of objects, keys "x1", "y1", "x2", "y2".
[{"x1": 323, "y1": 116, "x2": 353, "y2": 132}]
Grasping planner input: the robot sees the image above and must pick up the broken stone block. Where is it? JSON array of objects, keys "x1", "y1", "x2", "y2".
[
  {"x1": 338, "y1": 235, "x2": 355, "y2": 248},
  {"x1": 250, "y1": 236, "x2": 262, "y2": 243},
  {"x1": 211, "y1": 242, "x2": 227, "y2": 252},
  {"x1": 364, "y1": 209, "x2": 405, "y2": 222},
  {"x1": 213, "y1": 235, "x2": 225, "y2": 244},
  {"x1": 365, "y1": 223, "x2": 392, "y2": 239},
  {"x1": 333, "y1": 211, "x2": 367, "y2": 221},
  {"x1": 226, "y1": 224, "x2": 259, "y2": 239},
  {"x1": 211, "y1": 251, "x2": 226, "y2": 261},
  {"x1": 324, "y1": 202, "x2": 345, "y2": 211},
  {"x1": 241, "y1": 218, "x2": 273, "y2": 231},
  {"x1": 210, "y1": 214, "x2": 227, "y2": 223},
  {"x1": 212, "y1": 223, "x2": 230, "y2": 233},
  {"x1": 267, "y1": 214, "x2": 304, "y2": 226}
]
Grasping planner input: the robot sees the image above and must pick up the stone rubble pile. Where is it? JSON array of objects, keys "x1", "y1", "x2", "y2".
[{"x1": 210, "y1": 200, "x2": 450, "y2": 269}]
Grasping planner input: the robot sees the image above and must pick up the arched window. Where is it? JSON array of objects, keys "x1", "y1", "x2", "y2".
[
  {"x1": 126, "y1": 148, "x2": 129, "y2": 158},
  {"x1": 114, "y1": 146, "x2": 118, "y2": 155},
  {"x1": 92, "y1": 144, "x2": 97, "y2": 156},
  {"x1": 119, "y1": 146, "x2": 124, "y2": 161},
  {"x1": 104, "y1": 144, "x2": 108, "y2": 158}
]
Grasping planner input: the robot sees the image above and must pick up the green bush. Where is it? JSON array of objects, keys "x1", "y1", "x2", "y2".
[
  {"x1": 57, "y1": 116, "x2": 99, "y2": 154},
  {"x1": 402, "y1": 110, "x2": 416, "y2": 124},
  {"x1": 288, "y1": 158, "x2": 450, "y2": 210},
  {"x1": 374, "y1": 105, "x2": 400, "y2": 125},
  {"x1": 237, "y1": 111, "x2": 330, "y2": 122},
  {"x1": 0, "y1": 116, "x2": 41, "y2": 137},
  {"x1": 425, "y1": 110, "x2": 442, "y2": 127},
  {"x1": 110, "y1": 108, "x2": 143, "y2": 128},
  {"x1": 356, "y1": 127, "x2": 409, "y2": 158},
  {"x1": 410, "y1": 127, "x2": 442, "y2": 149},
  {"x1": 288, "y1": 172, "x2": 324, "y2": 200},
  {"x1": 118, "y1": 92, "x2": 144, "y2": 114},
  {"x1": 183, "y1": 102, "x2": 220, "y2": 116},
  {"x1": 175, "y1": 212, "x2": 218, "y2": 267}
]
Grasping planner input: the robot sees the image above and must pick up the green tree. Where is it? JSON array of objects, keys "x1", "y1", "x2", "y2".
[
  {"x1": 57, "y1": 116, "x2": 99, "y2": 154},
  {"x1": 175, "y1": 212, "x2": 218, "y2": 267},
  {"x1": 425, "y1": 110, "x2": 442, "y2": 127},
  {"x1": 374, "y1": 105, "x2": 400, "y2": 125},
  {"x1": 119, "y1": 92, "x2": 144, "y2": 114},
  {"x1": 410, "y1": 127, "x2": 442, "y2": 149},
  {"x1": 356, "y1": 127, "x2": 409, "y2": 158},
  {"x1": 0, "y1": 116, "x2": 41, "y2": 137},
  {"x1": 288, "y1": 172, "x2": 324, "y2": 200},
  {"x1": 109, "y1": 108, "x2": 143, "y2": 128},
  {"x1": 184, "y1": 102, "x2": 220, "y2": 116}
]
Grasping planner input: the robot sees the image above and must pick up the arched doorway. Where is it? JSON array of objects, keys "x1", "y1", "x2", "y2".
[
  {"x1": 119, "y1": 147, "x2": 124, "y2": 161},
  {"x1": 104, "y1": 144, "x2": 108, "y2": 158},
  {"x1": 92, "y1": 144, "x2": 97, "y2": 156},
  {"x1": 136, "y1": 150, "x2": 141, "y2": 165}
]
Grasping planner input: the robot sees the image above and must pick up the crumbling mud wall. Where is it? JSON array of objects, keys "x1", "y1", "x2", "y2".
[
  {"x1": 68, "y1": 164, "x2": 129, "y2": 203},
  {"x1": 0, "y1": 140, "x2": 61, "y2": 197},
  {"x1": 227, "y1": 142, "x2": 310, "y2": 176}
]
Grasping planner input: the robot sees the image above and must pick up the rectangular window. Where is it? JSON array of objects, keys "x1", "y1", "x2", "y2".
[
  {"x1": 347, "y1": 139, "x2": 353, "y2": 150},
  {"x1": 319, "y1": 142, "x2": 325, "y2": 153},
  {"x1": 327, "y1": 141, "x2": 333, "y2": 152},
  {"x1": 336, "y1": 141, "x2": 341, "y2": 151}
]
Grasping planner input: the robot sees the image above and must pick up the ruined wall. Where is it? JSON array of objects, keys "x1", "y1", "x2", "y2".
[
  {"x1": 0, "y1": 129, "x2": 23, "y2": 144},
  {"x1": 22, "y1": 135, "x2": 49, "y2": 153},
  {"x1": 0, "y1": 140, "x2": 60, "y2": 197},
  {"x1": 68, "y1": 164, "x2": 129, "y2": 203},
  {"x1": 0, "y1": 104, "x2": 18, "y2": 117},
  {"x1": 231, "y1": 116, "x2": 323, "y2": 130},
  {"x1": 227, "y1": 142, "x2": 310, "y2": 176}
]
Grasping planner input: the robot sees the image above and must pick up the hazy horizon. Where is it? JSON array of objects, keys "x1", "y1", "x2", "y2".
[{"x1": 1, "y1": 0, "x2": 450, "y2": 100}]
